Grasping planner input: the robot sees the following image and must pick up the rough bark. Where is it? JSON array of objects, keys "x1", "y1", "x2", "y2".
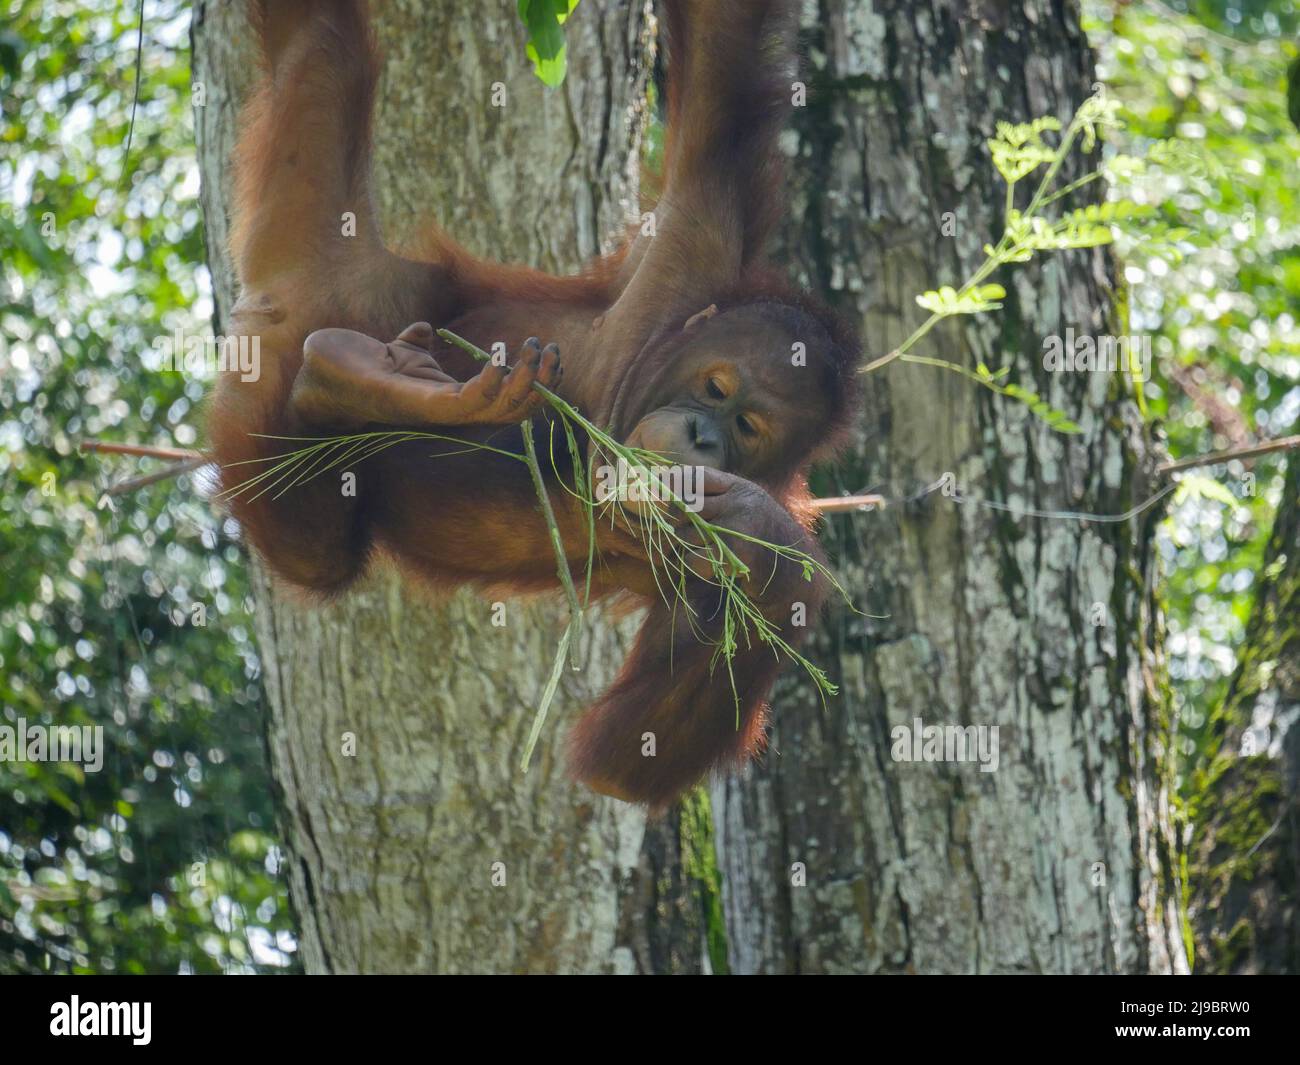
[
  {"x1": 711, "y1": 0, "x2": 1187, "y2": 974},
  {"x1": 1189, "y1": 449, "x2": 1299, "y2": 974},
  {"x1": 195, "y1": 0, "x2": 712, "y2": 974}
]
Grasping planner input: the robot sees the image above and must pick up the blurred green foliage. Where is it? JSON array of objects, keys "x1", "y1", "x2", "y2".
[
  {"x1": 0, "y1": 0, "x2": 295, "y2": 972},
  {"x1": 1087, "y1": 0, "x2": 1299, "y2": 792}
]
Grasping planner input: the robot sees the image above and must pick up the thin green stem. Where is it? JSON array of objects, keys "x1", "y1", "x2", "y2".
[
  {"x1": 520, "y1": 418, "x2": 583, "y2": 669},
  {"x1": 860, "y1": 253, "x2": 1009, "y2": 375},
  {"x1": 862, "y1": 102, "x2": 1097, "y2": 379},
  {"x1": 520, "y1": 623, "x2": 572, "y2": 772},
  {"x1": 1024, "y1": 114, "x2": 1083, "y2": 218},
  {"x1": 1037, "y1": 169, "x2": 1103, "y2": 209}
]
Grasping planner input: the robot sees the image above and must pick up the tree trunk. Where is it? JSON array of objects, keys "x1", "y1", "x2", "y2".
[
  {"x1": 711, "y1": 0, "x2": 1188, "y2": 974},
  {"x1": 1189, "y1": 449, "x2": 1299, "y2": 973},
  {"x1": 195, "y1": 0, "x2": 714, "y2": 974}
]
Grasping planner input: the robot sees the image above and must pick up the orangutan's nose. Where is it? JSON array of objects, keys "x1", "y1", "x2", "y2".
[{"x1": 690, "y1": 414, "x2": 723, "y2": 457}]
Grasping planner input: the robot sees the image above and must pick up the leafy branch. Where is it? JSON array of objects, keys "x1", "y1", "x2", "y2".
[{"x1": 866, "y1": 91, "x2": 1189, "y2": 432}]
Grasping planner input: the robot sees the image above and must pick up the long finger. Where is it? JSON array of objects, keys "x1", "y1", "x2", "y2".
[
  {"x1": 498, "y1": 338, "x2": 543, "y2": 411},
  {"x1": 537, "y1": 342, "x2": 562, "y2": 391},
  {"x1": 454, "y1": 362, "x2": 508, "y2": 417}
]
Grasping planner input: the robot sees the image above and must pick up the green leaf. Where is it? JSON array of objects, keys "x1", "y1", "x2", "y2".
[
  {"x1": 1001, "y1": 383, "x2": 1083, "y2": 434},
  {"x1": 518, "y1": 0, "x2": 580, "y2": 87},
  {"x1": 915, "y1": 283, "x2": 1005, "y2": 316},
  {"x1": 1173, "y1": 474, "x2": 1240, "y2": 509},
  {"x1": 988, "y1": 116, "x2": 1062, "y2": 183}
]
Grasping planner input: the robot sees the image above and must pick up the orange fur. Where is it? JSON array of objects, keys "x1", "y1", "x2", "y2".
[{"x1": 209, "y1": 0, "x2": 860, "y2": 806}]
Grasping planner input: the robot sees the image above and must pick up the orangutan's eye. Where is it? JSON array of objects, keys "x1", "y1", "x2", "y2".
[
  {"x1": 736, "y1": 413, "x2": 758, "y2": 436},
  {"x1": 706, "y1": 376, "x2": 727, "y2": 401}
]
